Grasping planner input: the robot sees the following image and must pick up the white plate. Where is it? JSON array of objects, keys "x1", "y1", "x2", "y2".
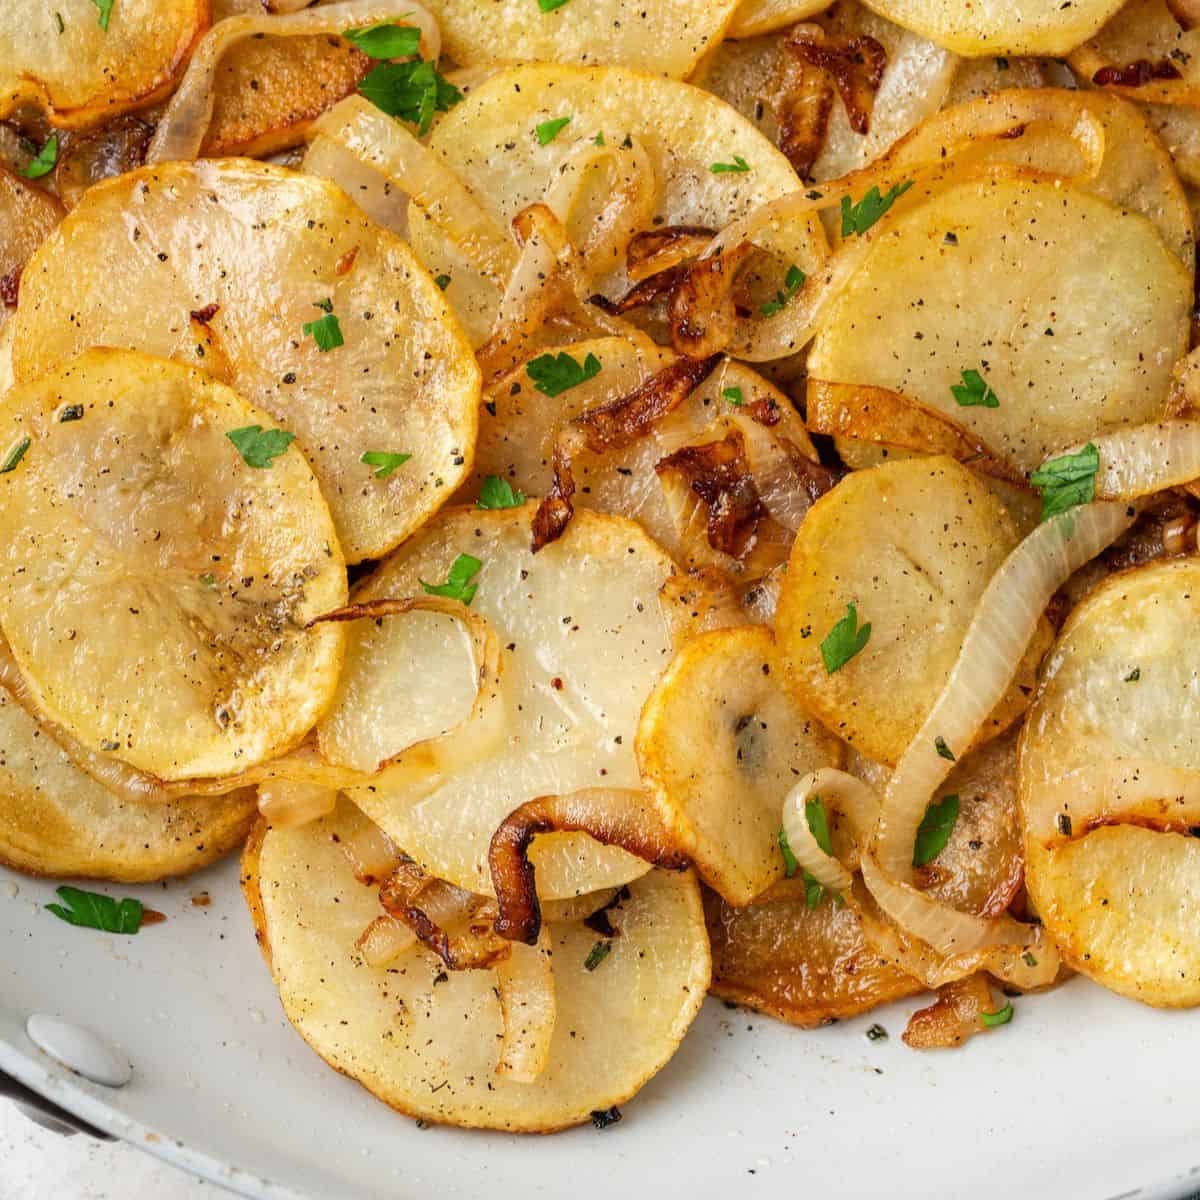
[{"x1": 2, "y1": 855, "x2": 1199, "y2": 1200}]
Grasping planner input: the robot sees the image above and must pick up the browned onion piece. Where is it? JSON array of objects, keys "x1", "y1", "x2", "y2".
[
  {"x1": 626, "y1": 226, "x2": 718, "y2": 282},
  {"x1": 668, "y1": 243, "x2": 756, "y2": 358},
  {"x1": 495, "y1": 930, "x2": 556, "y2": 1083},
  {"x1": 772, "y1": 31, "x2": 836, "y2": 179},
  {"x1": 1091, "y1": 58, "x2": 1182, "y2": 86},
  {"x1": 901, "y1": 973, "x2": 998, "y2": 1049},
  {"x1": 489, "y1": 790, "x2": 689, "y2": 945},
  {"x1": 52, "y1": 116, "x2": 151, "y2": 210},
  {"x1": 785, "y1": 26, "x2": 888, "y2": 138}
]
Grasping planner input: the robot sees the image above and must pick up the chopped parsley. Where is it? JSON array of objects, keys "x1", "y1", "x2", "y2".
[
  {"x1": 981, "y1": 1001, "x2": 1014, "y2": 1028},
  {"x1": 840, "y1": 180, "x2": 914, "y2": 237},
  {"x1": 420, "y1": 553, "x2": 483, "y2": 606},
  {"x1": 723, "y1": 386, "x2": 745, "y2": 406},
  {"x1": 584, "y1": 941, "x2": 612, "y2": 971},
  {"x1": 302, "y1": 299, "x2": 344, "y2": 351},
  {"x1": 358, "y1": 58, "x2": 463, "y2": 136},
  {"x1": 820, "y1": 602, "x2": 871, "y2": 674},
  {"x1": 806, "y1": 795, "x2": 833, "y2": 856},
  {"x1": 477, "y1": 475, "x2": 526, "y2": 509},
  {"x1": 227, "y1": 425, "x2": 295, "y2": 469},
  {"x1": 1029, "y1": 443, "x2": 1099, "y2": 521},
  {"x1": 54, "y1": 11, "x2": 65, "y2": 33},
  {"x1": 58, "y1": 404, "x2": 84, "y2": 423},
  {"x1": 526, "y1": 350, "x2": 601, "y2": 397},
  {"x1": 199, "y1": 572, "x2": 217, "y2": 589},
  {"x1": 536, "y1": 116, "x2": 572, "y2": 145},
  {"x1": 538, "y1": 0, "x2": 572, "y2": 10},
  {"x1": 866, "y1": 1023, "x2": 888, "y2": 1041},
  {"x1": 47, "y1": 886, "x2": 142, "y2": 934},
  {"x1": 934, "y1": 736, "x2": 955, "y2": 762},
  {"x1": 777, "y1": 827, "x2": 799, "y2": 879},
  {"x1": 20, "y1": 135, "x2": 58, "y2": 180},
  {"x1": 0, "y1": 437, "x2": 31, "y2": 474},
  {"x1": 91, "y1": 0, "x2": 113, "y2": 31},
  {"x1": 1125, "y1": 667, "x2": 1141, "y2": 682},
  {"x1": 434, "y1": 274, "x2": 451, "y2": 290},
  {"x1": 592, "y1": 131, "x2": 605, "y2": 146},
  {"x1": 341, "y1": 21, "x2": 422, "y2": 59},
  {"x1": 951, "y1": 368, "x2": 1000, "y2": 409},
  {"x1": 1022, "y1": 951, "x2": 1038, "y2": 968},
  {"x1": 913, "y1": 794, "x2": 960, "y2": 867},
  {"x1": 360, "y1": 450, "x2": 412, "y2": 479},
  {"x1": 760, "y1": 264, "x2": 805, "y2": 317},
  {"x1": 711, "y1": 155, "x2": 750, "y2": 174},
  {"x1": 802, "y1": 869, "x2": 825, "y2": 910}
]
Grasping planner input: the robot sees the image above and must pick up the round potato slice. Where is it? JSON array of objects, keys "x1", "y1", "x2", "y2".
[
  {"x1": 0, "y1": 0, "x2": 206, "y2": 127},
  {"x1": 1020, "y1": 559, "x2": 1200, "y2": 1006},
  {"x1": 0, "y1": 166, "x2": 61, "y2": 324},
  {"x1": 638, "y1": 625, "x2": 844, "y2": 905},
  {"x1": 857, "y1": 0, "x2": 1125, "y2": 55},
  {"x1": 0, "y1": 689, "x2": 255, "y2": 882},
  {"x1": 807, "y1": 176, "x2": 1192, "y2": 475},
  {"x1": 776, "y1": 457, "x2": 1044, "y2": 765},
  {"x1": 0, "y1": 348, "x2": 346, "y2": 781},
  {"x1": 244, "y1": 807, "x2": 710, "y2": 1131},
  {"x1": 322, "y1": 504, "x2": 678, "y2": 899},
  {"x1": 11, "y1": 159, "x2": 480, "y2": 564}
]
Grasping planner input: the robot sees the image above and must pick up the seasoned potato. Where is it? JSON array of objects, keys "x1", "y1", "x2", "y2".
[
  {"x1": 0, "y1": 166, "x2": 61, "y2": 322},
  {"x1": 244, "y1": 807, "x2": 710, "y2": 1131},
  {"x1": 0, "y1": 349, "x2": 346, "y2": 781}
]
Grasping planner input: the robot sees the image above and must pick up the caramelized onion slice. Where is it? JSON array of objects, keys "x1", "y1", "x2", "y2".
[
  {"x1": 495, "y1": 930, "x2": 556, "y2": 1083},
  {"x1": 901, "y1": 973, "x2": 998, "y2": 1050}
]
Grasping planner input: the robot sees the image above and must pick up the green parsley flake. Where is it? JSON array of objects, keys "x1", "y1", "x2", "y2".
[
  {"x1": 421, "y1": 553, "x2": 483, "y2": 606},
  {"x1": 1022, "y1": 951, "x2": 1038, "y2": 967},
  {"x1": 1125, "y1": 667, "x2": 1141, "y2": 682},
  {"x1": 58, "y1": 405, "x2": 84, "y2": 423},
  {"x1": 592, "y1": 131, "x2": 605, "y2": 146},
  {"x1": 20, "y1": 135, "x2": 58, "y2": 180},
  {"x1": 913, "y1": 794, "x2": 960, "y2": 868},
  {"x1": 760, "y1": 264, "x2": 805, "y2": 317},
  {"x1": 526, "y1": 350, "x2": 601, "y2": 397},
  {"x1": 806, "y1": 795, "x2": 833, "y2": 856},
  {"x1": 777, "y1": 827, "x2": 799, "y2": 879},
  {"x1": 536, "y1": 116, "x2": 572, "y2": 145},
  {"x1": 1029, "y1": 443, "x2": 1099, "y2": 521},
  {"x1": 951, "y1": 367, "x2": 1000, "y2": 409},
  {"x1": 54, "y1": 11, "x2": 65, "y2": 33},
  {"x1": 47, "y1": 886, "x2": 142, "y2": 934},
  {"x1": 981, "y1": 1001, "x2": 1014, "y2": 1028},
  {"x1": 358, "y1": 58, "x2": 463, "y2": 136},
  {"x1": 477, "y1": 476, "x2": 526, "y2": 509},
  {"x1": 227, "y1": 425, "x2": 295, "y2": 469},
  {"x1": 820, "y1": 602, "x2": 871, "y2": 674},
  {"x1": 0, "y1": 437, "x2": 31, "y2": 474},
  {"x1": 91, "y1": 0, "x2": 113, "y2": 31},
  {"x1": 302, "y1": 299, "x2": 344, "y2": 352},
  {"x1": 434, "y1": 274, "x2": 451, "y2": 290},
  {"x1": 199, "y1": 572, "x2": 217, "y2": 589},
  {"x1": 935, "y1": 736, "x2": 955, "y2": 761},
  {"x1": 802, "y1": 869, "x2": 825, "y2": 910},
  {"x1": 840, "y1": 180, "x2": 914, "y2": 237},
  {"x1": 360, "y1": 450, "x2": 412, "y2": 479},
  {"x1": 711, "y1": 155, "x2": 750, "y2": 174},
  {"x1": 537, "y1": 0, "x2": 572, "y2": 10},
  {"x1": 584, "y1": 941, "x2": 612, "y2": 971},
  {"x1": 723, "y1": 386, "x2": 744, "y2": 406},
  {"x1": 341, "y1": 21, "x2": 422, "y2": 59}
]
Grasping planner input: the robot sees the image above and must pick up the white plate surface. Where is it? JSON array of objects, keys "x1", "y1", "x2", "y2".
[{"x1": 2, "y1": 855, "x2": 1199, "y2": 1200}]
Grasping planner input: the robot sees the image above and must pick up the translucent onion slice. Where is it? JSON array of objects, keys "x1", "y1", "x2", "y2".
[
  {"x1": 257, "y1": 780, "x2": 338, "y2": 829},
  {"x1": 495, "y1": 931, "x2": 556, "y2": 1083},
  {"x1": 780, "y1": 769, "x2": 880, "y2": 893}
]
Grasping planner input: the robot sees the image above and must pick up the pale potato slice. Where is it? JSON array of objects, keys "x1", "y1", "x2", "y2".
[
  {"x1": 322, "y1": 504, "x2": 679, "y2": 899},
  {"x1": 0, "y1": 166, "x2": 61, "y2": 316},
  {"x1": 807, "y1": 177, "x2": 1191, "y2": 475},
  {"x1": 422, "y1": 0, "x2": 739, "y2": 78},
  {"x1": 411, "y1": 64, "x2": 826, "y2": 340},
  {"x1": 0, "y1": 349, "x2": 346, "y2": 781},
  {"x1": 0, "y1": 689, "x2": 255, "y2": 882},
  {"x1": 0, "y1": 0, "x2": 206, "y2": 127},
  {"x1": 244, "y1": 808, "x2": 710, "y2": 1131},
  {"x1": 1020, "y1": 559, "x2": 1200, "y2": 1006},
  {"x1": 637, "y1": 625, "x2": 844, "y2": 905},
  {"x1": 776, "y1": 457, "x2": 1042, "y2": 766},
  {"x1": 11, "y1": 159, "x2": 480, "y2": 564},
  {"x1": 858, "y1": 0, "x2": 1125, "y2": 55}
]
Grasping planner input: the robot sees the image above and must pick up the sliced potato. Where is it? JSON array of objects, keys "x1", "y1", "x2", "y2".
[
  {"x1": 776, "y1": 457, "x2": 1042, "y2": 765},
  {"x1": 857, "y1": 0, "x2": 1124, "y2": 55},
  {"x1": 11, "y1": 159, "x2": 480, "y2": 564},
  {"x1": 423, "y1": 0, "x2": 739, "y2": 78},
  {"x1": 704, "y1": 886, "x2": 923, "y2": 1025},
  {"x1": 0, "y1": 348, "x2": 346, "y2": 781},
  {"x1": 0, "y1": 0, "x2": 206, "y2": 127},
  {"x1": 808, "y1": 176, "x2": 1191, "y2": 474},
  {"x1": 0, "y1": 166, "x2": 61, "y2": 317},
  {"x1": 0, "y1": 689, "x2": 255, "y2": 882},
  {"x1": 322, "y1": 504, "x2": 679, "y2": 899},
  {"x1": 244, "y1": 807, "x2": 710, "y2": 1131},
  {"x1": 1020, "y1": 559, "x2": 1200, "y2": 1006},
  {"x1": 638, "y1": 625, "x2": 844, "y2": 905}
]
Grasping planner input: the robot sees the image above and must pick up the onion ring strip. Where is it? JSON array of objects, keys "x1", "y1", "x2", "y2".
[
  {"x1": 780, "y1": 768, "x2": 880, "y2": 893},
  {"x1": 495, "y1": 930, "x2": 556, "y2": 1083}
]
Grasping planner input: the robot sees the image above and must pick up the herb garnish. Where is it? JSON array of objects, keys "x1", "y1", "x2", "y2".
[
  {"x1": 1022, "y1": 951, "x2": 1038, "y2": 967},
  {"x1": 536, "y1": 116, "x2": 572, "y2": 145},
  {"x1": 360, "y1": 450, "x2": 412, "y2": 479},
  {"x1": 935, "y1": 736, "x2": 955, "y2": 761},
  {"x1": 227, "y1": 425, "x2": 295, "y2": 469},
  {"x1": 1029, "y1": 443, "x2": 1099, "y2": 521},
  {"x1": 58, "y1": 405, "x2": 84, "y2": 423},
  {"x1": 951, "y1": 368, "x2": 1000, "y2": 409},
  {"x1": 477, "y1": 476, "x2": 526, "y2": 509},
  {"x1": 592, "y1": 131, "x2": 605, "y2": 146},
  {"x1": 802, "y1": 869, "x2": 825, "y2": 910},
  {"x1": 47, "y1": 886, "x2": 143, "y2": 934},
  {"x1": 866, "y1": 1023, "x2": 888, "y2": 1041},
  {"x1": 54, "y1": 11, "x2": 65, "y2": 33},
  {"x1": 981, "y1": 1001, "x2": 1014, "y2": 1028},
  {"x1": 302, "y1": 299, "x2": 344, "y2": 351},
  {"x1": 584, "y1": 941, "x2": 612, "y2": 971},
  {"x1": 434, "y1": 274, "x2": 451, "y2": 290},
  {"x1": 358, "y1": 58, "x2": 463, "y2": 136},
  {"x1": 806, "y1": 795, "x2": 833, "y2": 856},
  {"x1": 760, "y1": 264, "x2": 805, "y2": 317},
  {"x1": 913, "y1": 794, "x2": 959, "y2": 867},
  {"x1": 526, "y1": 350, "x2": 601, "y2": 397},
  {"x1": 820, "y1": 602, "x2": 871, "y2": 673},
  {"x1": 840, "y1": 180, "x2": 914, "y2": 237},
  {"x1": 341, "y1": 21, "x2": 422, "y2": 59},
  {"x1": 0, "y1": 438, "x2": 31, "y2": 474},
  {"x1": 723, "y1": 386, "x2": 744, "y2": 406},
  {"x1": 711, "y1": 155, "x2": 750, "y2": 174},
  {"x1": 20, "y1": 135, "x2": 58, "y2": 180},
  {"x1": 538, "y1": 0, "x2": 572, "y2": 10},
  {"x1": 91, "y1": 0, "x2": 113, "y2": 31},
  {"x1": 1125, "y1": 667, "x2": 1141, "y2": 682},
  {"x1": 420, "y1": 553, "x2": 483, "y2": 605},
  {"x1": 777, "y1": 827, "x2": 799, "y2": 879}
]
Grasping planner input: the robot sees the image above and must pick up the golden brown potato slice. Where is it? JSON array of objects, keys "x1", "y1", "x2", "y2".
[
  {"x1": 776, "y1": 457, "x2": 1043, "y2": 765},
  {"x1": 807, "y1": 176, "x2": 1192, "y2": 475},
  {"x1": 0, "y1": 348, "x2": 346, "y2": 782},
  {"x1": 638, "y1": 625, "x2": 844, "y2": 905},
  {"x1": 0, "y1": 0, "x2": 206, "y2": 128},
  {"x1": 244, "y1": 806, "x2": 710, "y2": 1131},
  {"x1": 1020, "y1": 559, "x2": 1200, "y2": 1007},
  {"x1": 11, "y1": 159, "x2": 479, "y2": 564},
  {"x1": 704, "y1": 886, "x2": 923, "y2": 1025},
  {"x1": 321, "y1": 504, "x2": 678, "y2": 900}
]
